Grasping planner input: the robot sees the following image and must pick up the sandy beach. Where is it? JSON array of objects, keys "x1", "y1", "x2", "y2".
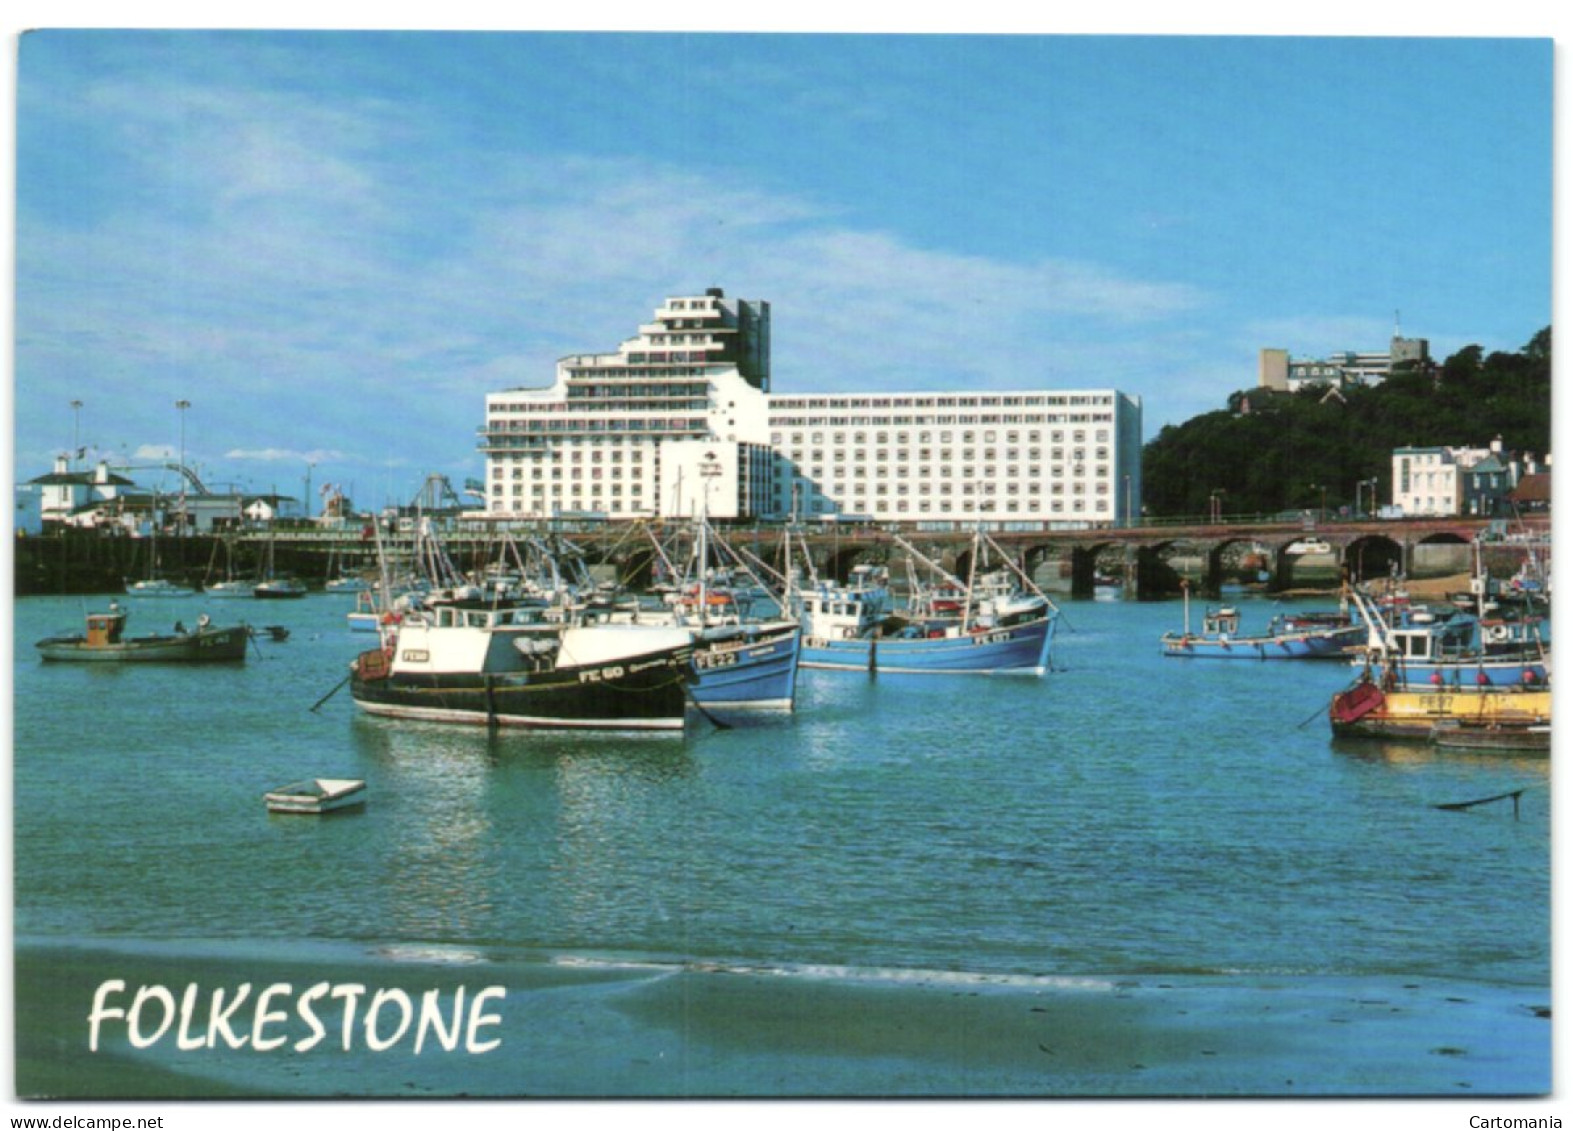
[{"x1": 13, "y1": 938, "x2": 1550, "y2": 1099}]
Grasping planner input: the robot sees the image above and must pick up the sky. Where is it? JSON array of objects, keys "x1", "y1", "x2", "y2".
[{"x1": 8, "y1": 13, "x2": 1556, "y2": 514}]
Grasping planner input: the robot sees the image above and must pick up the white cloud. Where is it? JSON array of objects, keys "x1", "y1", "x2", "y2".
[
  {"x1": 226, "y1": 448, "x2": 348, "y2": 464},
  {"x1": 16, "y1": 63, "x2": 1217, "y2": 499}
]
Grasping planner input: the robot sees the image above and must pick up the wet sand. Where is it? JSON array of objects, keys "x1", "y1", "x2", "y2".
[{"x1": 13, "y1": 938, "x2": 1551, "y2": 1099}]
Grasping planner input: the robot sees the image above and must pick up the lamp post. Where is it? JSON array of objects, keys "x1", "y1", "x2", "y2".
[
  {"x1": 1309, "y1": 483, "x2": 1326, "y2": 524},
  {"x1": 175, "y1": 399, "x2": 190, "y2": 536},
  {"x1": 70, "y1": 399, "x2": 83, "y2": 466},
  {"x1": 1209, "y1": 488, "x2": 1225, "y2": 525}
]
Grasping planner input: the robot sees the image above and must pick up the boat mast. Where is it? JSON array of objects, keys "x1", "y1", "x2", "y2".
[{"x1": 960, "y1": 527, "x2": 982, "y2": 633}]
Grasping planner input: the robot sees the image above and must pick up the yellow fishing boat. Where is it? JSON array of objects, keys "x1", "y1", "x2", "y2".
[{"x1": 1330, "y1": 677, "x2": 1551, "y2": 741}]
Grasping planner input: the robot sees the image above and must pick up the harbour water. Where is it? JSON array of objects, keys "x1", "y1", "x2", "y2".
[{"x1": 10, "y1": 590, "x2": 1552, "y2": 1097}]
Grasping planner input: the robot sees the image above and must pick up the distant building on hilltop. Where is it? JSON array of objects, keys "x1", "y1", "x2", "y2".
[{"x1": 1259, "y1": 333, "x2": 1431, "y2": 395}]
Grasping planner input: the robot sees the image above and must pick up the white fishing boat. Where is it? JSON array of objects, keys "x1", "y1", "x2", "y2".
[
  {"x1": 263, "y1": 778, "x2": 367, "y2": 814},
  {"x1": 125, "y1": 578, "x2": 196, "y2": 597}
]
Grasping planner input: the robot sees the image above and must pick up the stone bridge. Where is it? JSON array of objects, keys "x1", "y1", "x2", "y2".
[
  {"x1": 658, "y1": 516, "x2": 1540, "y2": 599},
  {"x1": 25, "y1": 515, "x2": 1537, "y2": 599}
]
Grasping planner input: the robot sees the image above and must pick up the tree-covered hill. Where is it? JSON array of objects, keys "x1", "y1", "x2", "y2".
[{"x1": 1140, "y1": 328, "x2": 1551, "y2": 519}]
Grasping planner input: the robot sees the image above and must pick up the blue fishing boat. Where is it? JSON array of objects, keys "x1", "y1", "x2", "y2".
[
  {"x1": 1161, "y1": 583, "x2": 1363, "y2": 660},
  {"x1": 1346, "y1": 585, "x2": 1549, "y2": 689},
  {"x1": 619, "y1": 518, "x2": 801, "y2": 711},
  {"x1": 790, "y1": 531, "x2": 1058, "y2": 676}
]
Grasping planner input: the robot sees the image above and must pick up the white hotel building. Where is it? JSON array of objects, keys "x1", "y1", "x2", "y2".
[{"x1": 478, "y1": 290, "x2": 1143, "y2": 527}]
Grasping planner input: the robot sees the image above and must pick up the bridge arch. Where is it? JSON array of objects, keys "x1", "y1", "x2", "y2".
[{"x1": 1341, "y1": 535, "x2": 1403, "y2": 583}]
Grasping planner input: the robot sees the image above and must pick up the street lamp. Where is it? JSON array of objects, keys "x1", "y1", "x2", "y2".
[
  {"x1": 70, "y1": 399, "x2": 83, "y2": 465},
  {"x1": 1209, "y1": 488, "x2": 1225, "y2": 524},
  {"x1": 175, "y1": 399, "x2": 191, "y2": 535}
]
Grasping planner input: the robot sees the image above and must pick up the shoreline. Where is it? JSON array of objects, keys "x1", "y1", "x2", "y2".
[{"x1": 14, "y1": 936, "x2": 1551, "y2": 1099}]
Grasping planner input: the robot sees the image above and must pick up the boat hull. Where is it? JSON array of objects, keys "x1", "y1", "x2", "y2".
[
  {"x1": 1330, "y1": 682, "x2": 1552, "y2": 741},
  {"x1": 800, "y1": 615, "x2": 1054, "y2": 675},
  {"x1": 350, "y1": 645, "x2": 692, "y2": 730},
  {"x1": 1430, "y1": 720, "x2": 1551, "y2": 754},
  {"x1": 691, "y1": 625, "x2": 801, "y2": 710},
  {"x1": 35, "y1": 625, "x2": 249, "y2": 663}
]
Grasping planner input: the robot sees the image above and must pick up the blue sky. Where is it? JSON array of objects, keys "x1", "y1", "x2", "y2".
[{"x1": 11, "y1": 25, "x2": 1553, "y2": 511}]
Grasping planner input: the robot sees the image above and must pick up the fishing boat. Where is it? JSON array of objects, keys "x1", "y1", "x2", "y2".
[
  {"x1": 35, "y1": 605, "x2": 248, "y2": 663},
  {"x1": 1160, "y1": 586, "x2": 1363, "y2": 660},
  {"x1": 623, "y1": 518, "x2": 802, "y2": 711},
  {"x1": 263, "y1": 778, "x2": 367, "y2": 814},
  {"x1": 1429, "y1": 718, "x2": 1551, "y2": 754},
  {"x1": 790, "y1": 530, "x2": 1058, "y2": 676},
  {"x1": 1345, "y1": 585, "x2": 1548, "y2": 688},
  {"x1": 1328, "y1": 676, "x2": 1551, "y2": 741},
  {"x1": 350, "y1": 597, "x2": 694, "y2": 730}
]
